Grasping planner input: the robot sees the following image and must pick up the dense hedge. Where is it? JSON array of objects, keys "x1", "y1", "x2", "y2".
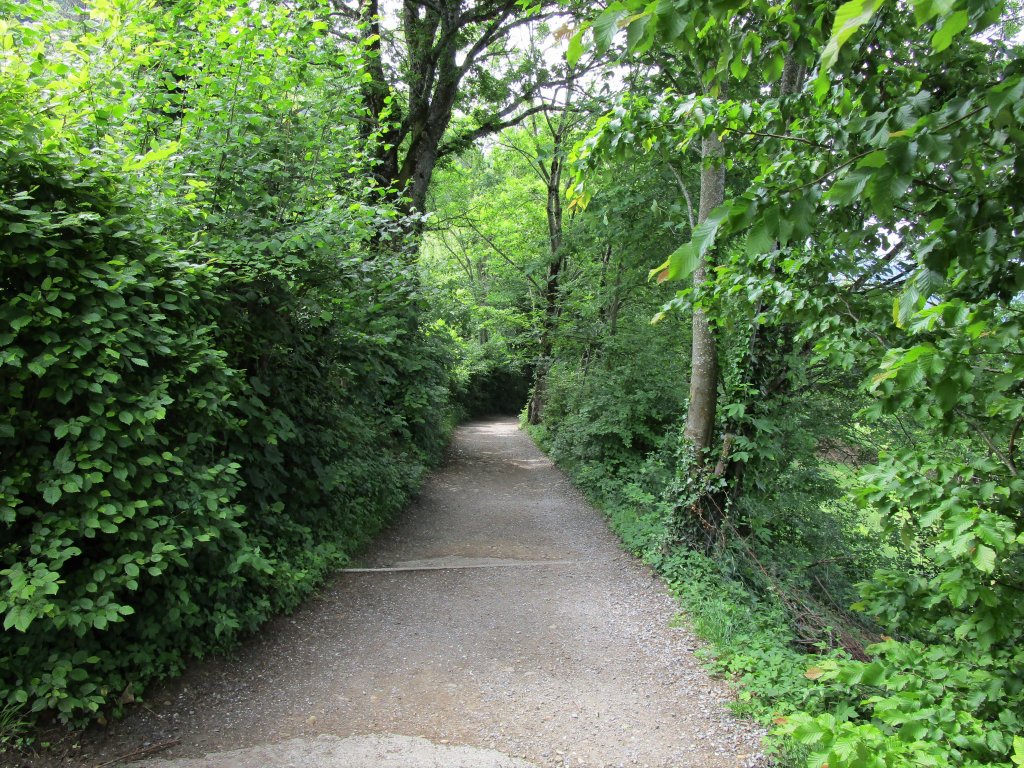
[{"x1": 0, "y1": 90, "x2": 454, "y2": 724}]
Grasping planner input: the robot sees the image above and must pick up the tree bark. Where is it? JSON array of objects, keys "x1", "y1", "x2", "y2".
[
  {"x1": 683, "y1": 131, "x2": 724, "y2": 457},
  {"x1": 352, "y1": 0, "x2": 564, "y2": 216},
  {"x1": 527, "y1": 118, "x2": 567, "y2": 425}
]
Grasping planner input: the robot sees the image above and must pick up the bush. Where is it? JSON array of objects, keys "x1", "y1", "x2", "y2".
[
  {"x1": 0, "y1": 79, "x2": 456, "y2": 727},
  {"x1": 208, "y1": 220, "x2": 456, "y2": 617},
  {"x1": 450, "y1": 337, "x2": 532, "y2": 418},
  {"x1": 539, "y1": 323, "x2": 689, "y2": 481},
  {"x1": 0, "y1": 123, "x2": 253, "y2": 721}
]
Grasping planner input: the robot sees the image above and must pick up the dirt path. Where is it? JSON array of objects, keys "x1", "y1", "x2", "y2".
[{"x1": 54, "y1": 419, "x2": 764, "y2": 768}]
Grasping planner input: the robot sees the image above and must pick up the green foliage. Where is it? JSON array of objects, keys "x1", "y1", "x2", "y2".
[
  {"x1": 423, "y1": 141, "x2": 556, "y2": 417},
  {"x1": 0, "y1": 104, "x2": 251, "y2": 721},
  {"x1": 450, "y1": 338, "x2": 533, "y2": 417},
  {"x1": 0, "y1": 702, "x2": 30, "y2": 753},
  {"x1": 0, "y1": 0, "x2": 456, "y2": 729},
  {"x1": 3, "y1": 0, "x2": 1020, "y2": 762},
  {"x1": 780, "y1": 631, "x2": 1023, "y2": 768},
  {"x1": 540, "y1": 327, "x2": 688, "y2": 478},
  {"x1": 780, "y1": 447, "x2": 1024, "y2": 768},
  {"x1": 559, "y1": 0, "x2": 1024, "y2": 761}
]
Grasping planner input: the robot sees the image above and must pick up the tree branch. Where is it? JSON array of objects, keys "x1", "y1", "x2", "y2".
[
  {"x1": 722, "y1": 127, "x2": 830, "y2": 149},
  {"x1": 439, "y1": 102, "x2": 552, "y2": 157},
  {"x1": 497, "y1": 138, "x2": 549, "y2": 183},
  {"x1": 961, "y1": 411, "x2": 1018, "y2": 477},
  {"x1": 454, "y1": 214, "x2": 545, "y2": 292},
  {"x1": 1008, "y1": 415, "x2": 1022, "y2": 476},
  {"x1": 660, "y1": 150, "x2": 696, "y2": 231}
]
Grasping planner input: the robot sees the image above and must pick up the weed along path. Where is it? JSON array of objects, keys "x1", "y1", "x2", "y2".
[{"x1": 69, "y1": 419, "x2": 764, "y2": 768}]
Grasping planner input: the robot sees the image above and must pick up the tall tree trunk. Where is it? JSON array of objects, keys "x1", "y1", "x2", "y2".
[
  {"x1": 683, "y1": 131, "x2": 724, "y2": 457},
  {"x1": 476, "y1": 259, "x2": 490, "y2": 344},
  {"x1": 598, "y1": 243, "x2": 622, "y2": 337},
  {"x1": 526, "y1": 75, "x2": 579, "y2": 425},
  {"x1": 527, "y1": 125, "x2": 565, "y2": 425},
  {"x1": 684, "y1": 61, "x2": 804, "y2": 540}
]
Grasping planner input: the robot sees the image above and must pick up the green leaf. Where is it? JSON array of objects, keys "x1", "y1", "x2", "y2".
[
  {"x1": 934, "y1": 378, "x2": 961, "y2": 411},
  {"x1": 911, "y1": 0, "x2": 937, "y2": 24},
  {"x1": 894, "y1": 286, "x2": 919, "y2": 328},
  {"x1": 745, "y1": 221, "x2": 774, "y2": 256},
  {"x1": 625, "y1": 14, "x2": 651, "y2": 52},
  {"x1": 932, "y1": 10, "x2": 968, "y2": 52},
  {"x1": 821, "y1": 0, "x2": 886, "y2": 71},
  {"x1": 730, "y1": 56, "x2": 749, "y2": 81},
  {"x1": 764, "y1": 52, "x2": 785, "y2": 83},
  {"x1": 856, "y1": 150, "x2": 888, "y2": 169},
  {"x1": 43, "y1": 485, "x2": 62, "y2": 505},
  {"x1": 566, "y1": 25, "x2": 588, "y2": 67},
  {"x1": 593, "y1": 8, "x2": 624, "y2": 55},
  {"x1": 825, "y1": 170, "x2": 869, "y2": 204},
  {"x1": 649, "y1": 204, "x2": 730, "y2": 283},
  {"x1": 657, "y1": 243, "x2": 697, "y2": 283},
  {"x1": 3, "y1": 605, "x2": 35, "y2": 632},
  {"x1": 123, "y1": 141, "x2": 180, "y2": 172},
  {"x1": 972, "y1": 544, "x2": 996, "y2": 573}
]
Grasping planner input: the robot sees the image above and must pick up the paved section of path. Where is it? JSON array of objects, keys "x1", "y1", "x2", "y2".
[{"x1": 64, "y1": 419, "x2": 764, "y2": 768}]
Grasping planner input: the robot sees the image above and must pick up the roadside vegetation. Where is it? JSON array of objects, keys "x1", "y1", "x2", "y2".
[{"x1": 1, "y1": 0, "x2": 1022, "y2": 765}]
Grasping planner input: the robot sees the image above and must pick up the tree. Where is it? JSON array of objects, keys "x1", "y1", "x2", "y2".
[
  {"x1": 0, "y1": 0, "x2": 457, "y2": 727},
  {"x1": 569, "y1": 0, "x2": 1024, "y2": 762},
  {"x1": 518, "y1": 75, "x2": 582, "y2": 424},
  {"x1": 567, "y1": 10, "x2": 797, "y2": 534},
  {"x1": 331, "y1": 0, "x2": 573, "y2": 214},
  {"x1": 423, "y1": 141, "x2": 548, "y2": 414}
]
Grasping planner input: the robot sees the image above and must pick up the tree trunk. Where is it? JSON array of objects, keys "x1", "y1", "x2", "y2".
[
  {"x1": 683, "y1": 131, "x2": 724, "y2": 457},
  {"x1": 527, "y1": 87, "x2": 575, "y2": 425},
  {"x1": 476, "y1": 259, "x2": 489, "y2": 344},
  {"x1": 352, "y1": 0, "x2": 567, "y2": 219},
  {"x1": 527, "y1": 137, "x2": 565, "y2": 424}
]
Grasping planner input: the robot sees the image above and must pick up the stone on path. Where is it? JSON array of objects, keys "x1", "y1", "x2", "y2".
[{"x1": 140, "y1": 734, "x2": 538, "y2": 768}]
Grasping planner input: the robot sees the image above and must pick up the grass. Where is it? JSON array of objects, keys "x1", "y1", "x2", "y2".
[
  {"x1": 524, "y1": 421, "x2": 873, "y2": 766},
  {"x1": 0, "y1": 702, "x2": 30, "y2": 755}
]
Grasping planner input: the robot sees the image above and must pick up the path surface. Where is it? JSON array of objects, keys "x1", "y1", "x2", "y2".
[{"x1": 61, "y1": 419, "x2": 764, "y2": 768}]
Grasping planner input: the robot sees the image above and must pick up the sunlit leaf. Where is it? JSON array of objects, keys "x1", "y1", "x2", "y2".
[{"x1": 821, "y1": 0, "x2": 886, "y2": 71}]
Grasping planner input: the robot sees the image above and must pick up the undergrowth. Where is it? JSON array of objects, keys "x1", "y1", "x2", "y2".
[{"x1": 527, "y1": 418, "x2": 882, "y2": 766}]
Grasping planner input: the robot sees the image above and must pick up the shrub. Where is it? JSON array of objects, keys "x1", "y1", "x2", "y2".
[
  {"x1": 0, "y1": 76, "x2": 456, "y2": 727},
  {"x1": 0, "y1": 117, "x2": 254, "y2": 721}
]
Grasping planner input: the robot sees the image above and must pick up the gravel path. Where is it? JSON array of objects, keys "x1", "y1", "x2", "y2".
[{"x1": 45, "y1": 418, "x2": 765, "y2": 768}]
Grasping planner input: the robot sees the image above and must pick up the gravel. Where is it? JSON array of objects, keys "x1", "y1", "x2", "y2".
[{"x1": 30, "y1": 418, "x2": 765, "y2": 768}]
